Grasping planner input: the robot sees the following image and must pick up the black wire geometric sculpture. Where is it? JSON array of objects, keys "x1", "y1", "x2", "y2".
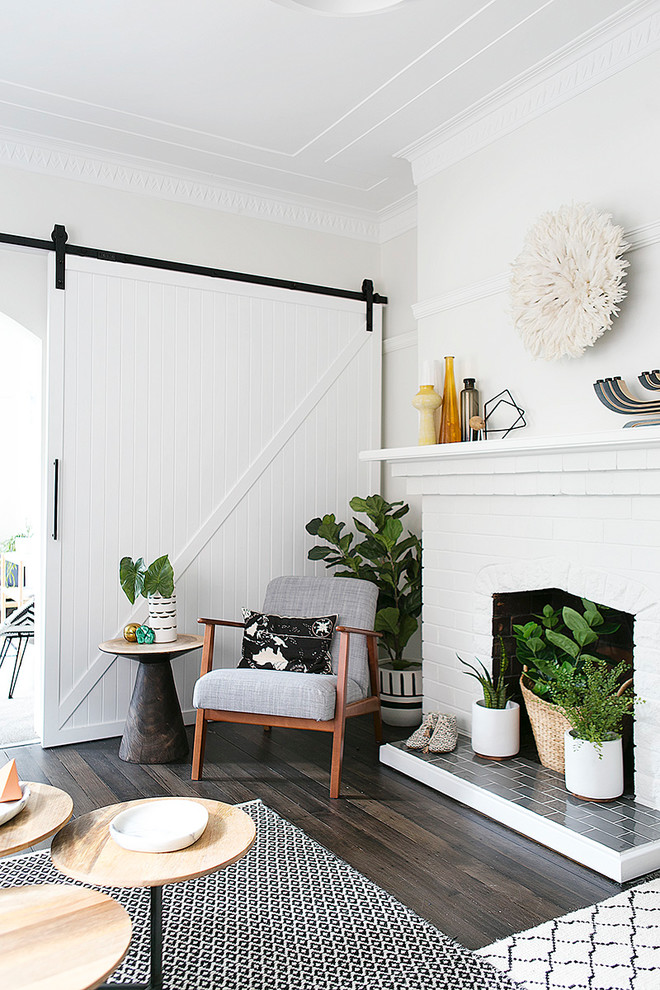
[{"x1": 483, "y1": 389, "x2": 526, "y2": 439}]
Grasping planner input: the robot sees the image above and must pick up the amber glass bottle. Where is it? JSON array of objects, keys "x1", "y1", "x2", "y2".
[{"x1": 438, "y1": 356, "x2": 461, "y2": 443}]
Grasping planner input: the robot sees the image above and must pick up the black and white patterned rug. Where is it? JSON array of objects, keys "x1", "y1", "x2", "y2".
[
  {"x1": 0, "y1": 799, "x2": 516, "y2": 990},
  {"x1": 479, "y1": 879, "x2": 660, "y2": 990}
]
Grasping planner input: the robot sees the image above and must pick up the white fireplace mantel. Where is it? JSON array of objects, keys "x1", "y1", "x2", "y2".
[{"x1": 360, "y1": 425, "x2": 660, "y2": 473}]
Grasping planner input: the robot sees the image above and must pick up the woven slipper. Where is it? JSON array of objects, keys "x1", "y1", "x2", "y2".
[
  {"x1": 405, "y1": 712, "x2": 439, "y2": 750},
  {"x1": 426, "y1": 713, "x2": 458, "y2": 754}
]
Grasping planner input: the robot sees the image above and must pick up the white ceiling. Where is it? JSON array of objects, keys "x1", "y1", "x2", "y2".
[{"x1": 0, "y1": 0, "x2": 642, "y2": 218}]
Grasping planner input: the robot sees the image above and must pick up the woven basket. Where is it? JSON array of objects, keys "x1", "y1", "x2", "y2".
[{"x1": 520, "y1": 675, "x2": 572, "y2": 773}]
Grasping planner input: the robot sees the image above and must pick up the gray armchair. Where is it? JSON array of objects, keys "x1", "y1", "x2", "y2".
[{"x1": 191, "y1": 576, "x2": 382, "y2": 798}]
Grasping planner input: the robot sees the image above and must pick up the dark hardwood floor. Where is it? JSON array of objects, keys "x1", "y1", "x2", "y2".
[{"x1": 2, "y1": 717, "x2": 621, "y2": 949}]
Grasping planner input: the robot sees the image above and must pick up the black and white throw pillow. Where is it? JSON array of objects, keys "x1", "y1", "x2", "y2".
[{"x1": 238, "y1": 610, "x2": 337, "y2": 675}]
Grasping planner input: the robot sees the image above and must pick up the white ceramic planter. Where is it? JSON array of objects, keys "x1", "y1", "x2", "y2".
[
  {"x1": 148, "y1": 591, "x2": 178, "y2": 643},
  {"x1": 378, "y1": 662, "x2": 423, "y2": 726},
  {"x1": 471, "y1": 699, "x2": 520, "y2": 760},
  {"x1": 564, "y1": 730, "x2": 624, "y2": 801}
]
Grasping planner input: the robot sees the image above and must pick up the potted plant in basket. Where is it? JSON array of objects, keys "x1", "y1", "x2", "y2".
[
  {"x1": 459, "y1": 642, "x2": 520, "y2": 760},
  {"x1": 306, "y1": 495, "x2": 422, "y2": 726},
  {"x1": 512, "y1": 599, "x2": 620, "y2": 772},
  {"x1": 119, "y1": 554, "x2": 177, "y2": 643},
  {"x1": 551, "y1": 658, "x2": 635, "y2": 801}
]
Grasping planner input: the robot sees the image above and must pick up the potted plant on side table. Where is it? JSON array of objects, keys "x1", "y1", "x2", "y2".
[
  {"x1": 551, "y1": 657, "x2": 635, "y2": 801},
  {"x1": 459, "y1": 644, "x2": 520, "y2": 760},
  {"x1": 120, "y1": 554, "x2": 177, "y2": 643},
  {"x1": 306, "y1": 495, "x2": 422, "y2": 726}
]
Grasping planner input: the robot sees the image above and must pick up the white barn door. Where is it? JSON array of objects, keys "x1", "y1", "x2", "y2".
[{"x1": 42, "y1": 255, "x2": 381, "y2": 746}]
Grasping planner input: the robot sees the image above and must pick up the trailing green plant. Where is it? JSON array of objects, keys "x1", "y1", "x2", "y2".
[
  {"x1": 513, "y1": 598, "x2": 620, "y2": 701},
  {"x1": 458, "y1": 640, "x2": 510, "y2": 709},
  {"x1": 306, "y1": 495, "x2": 421, "y2": 669},
  {"x1": 0, "y1": 525, "x2": 33, "y2": 554},
  {"x1": 550, "y1": 657, "x2": 636, "y2": 750},
  {"x1": 119, "y1": 554, "x2": 174, "y2": 604}
]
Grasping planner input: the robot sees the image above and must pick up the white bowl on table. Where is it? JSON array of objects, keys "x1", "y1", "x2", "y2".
[
  {"x1": 109, "y1": 799, "x2": 209, "y2": 853},
  {"x1": 0, "y1": 782, "x2": 31, "y2": 827}
]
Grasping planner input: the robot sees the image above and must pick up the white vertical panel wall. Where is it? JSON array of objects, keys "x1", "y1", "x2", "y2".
[{"x1": 42, "y1": 255, "x2": 381, "y2": 746}]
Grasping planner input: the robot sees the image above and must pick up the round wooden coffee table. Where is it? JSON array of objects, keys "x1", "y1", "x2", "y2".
[
  {"x1": 99, "y1": 635, "x2": 203, "y2": 764},
  {"x1": 0, "y1": 883, "x2": 132, "y2": 990},
  {"x1": 0, "y1": 782, "x2": 73, "y2": 857},
  {"x1": 51, "y1": 797, "x2": 256, "y2": 990}
]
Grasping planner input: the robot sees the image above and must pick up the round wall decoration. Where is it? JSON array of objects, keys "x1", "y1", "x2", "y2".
[{"x1": 510, "y1": 203, "x2": 628, "y2": 361}]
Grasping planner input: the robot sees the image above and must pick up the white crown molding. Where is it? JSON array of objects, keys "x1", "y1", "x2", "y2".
[
  {"x1": 0, "y1": 130, "x2": 386, "y2": 242},
  {"x1": 399, "y1": 0, "x2": 660, "y2": 185},
  {"x1": 412, "y1": 218, "x2": 660, "y2": 320},
  {"x1": 377, "y1": 193, "x2": 417, "y2": 243},
  {"x1": 383, "y1": 329, "x2": 416, "y2": 354}
]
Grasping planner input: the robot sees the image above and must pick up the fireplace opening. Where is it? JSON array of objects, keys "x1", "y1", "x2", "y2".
[{"x1": 492, "y1": 589, "x2": 635, "y2": 793}]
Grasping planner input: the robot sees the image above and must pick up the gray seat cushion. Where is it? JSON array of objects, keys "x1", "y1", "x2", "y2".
[{"x1": 193, "y1": 668, "x2": 365, "y2": 721}]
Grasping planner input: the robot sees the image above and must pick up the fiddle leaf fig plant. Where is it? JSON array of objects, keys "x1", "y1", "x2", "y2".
[
  {"x1": 120, "y1": 554, "x2": 174, "y2": 604},
  {"x1": 306, "y1": 495, "x2": 421, "y2": 670}
]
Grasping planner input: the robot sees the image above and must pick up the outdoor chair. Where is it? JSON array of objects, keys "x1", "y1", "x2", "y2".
[
  {"x1": 0, "y1": 597, "x2": 35, "y2": 698},
  {"x1": 191, "y1": 576, "x2": 382, "y2": 798}
]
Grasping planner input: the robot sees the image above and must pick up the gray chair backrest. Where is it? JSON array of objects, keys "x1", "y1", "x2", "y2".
[{"x1": 262, "y1": 576, "x2": 378, "y2": 696}]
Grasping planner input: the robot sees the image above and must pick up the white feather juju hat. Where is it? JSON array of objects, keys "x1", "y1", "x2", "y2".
[{"x1": 510, "y1": 203, "x2": 628, "y2": 361}]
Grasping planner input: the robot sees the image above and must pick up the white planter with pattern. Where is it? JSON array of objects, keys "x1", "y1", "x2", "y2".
[
  {"x1": 378, "y1": 661, "x2": 423, "y2": 727},
  {"x1": 148, "y1": 591, "x2": 178, "y2": 643}
]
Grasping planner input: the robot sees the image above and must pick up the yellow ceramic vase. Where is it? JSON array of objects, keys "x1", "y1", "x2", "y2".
[{"x1": 412, "y1": 385, "x2": 442, "y2": 445}]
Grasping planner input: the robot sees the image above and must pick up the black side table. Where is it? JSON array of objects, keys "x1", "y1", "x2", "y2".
[{"x1": 99, "y1": 635, "x2": 203, "y2": 763}]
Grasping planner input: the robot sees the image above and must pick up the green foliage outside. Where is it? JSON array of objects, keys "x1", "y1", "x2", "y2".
[
  {"x1": 119, "y1": 554, "x2": 175, "y2": 604},
  {"x1": 550, "y1": 657, "x2": 636, "y2": 749},
  {"x1": 458, "y1": 639, "x2": 510, "y2": 709},
  {"x1": 306, "y1": 495, "x2": 421, "y2": 669},
  {"x1": 513, "y1": 599, "x2": 620, "y2": 701}
]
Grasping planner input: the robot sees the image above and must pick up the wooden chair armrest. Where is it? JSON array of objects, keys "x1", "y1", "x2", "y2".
[
  {"x1": 197, "y1": 617, "x2": 246, "y2": 628},
  {"x1": 336, "y1": 625, "x2": 382, "y2": 638},
  {"x1": 197, "y1": 618, "x2": 245, "y2": 678}
]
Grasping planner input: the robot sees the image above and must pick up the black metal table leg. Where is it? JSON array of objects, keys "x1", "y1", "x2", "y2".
[{"x1": 99, "y1": 885, "x2": 163, "y2": 990}]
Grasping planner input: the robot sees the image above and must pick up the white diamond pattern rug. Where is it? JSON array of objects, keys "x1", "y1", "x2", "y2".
[
  {"x1": 0, "y1": 799, "x2": 517, "y2": 990},
  {"x1": 478, "y1": 879, "x2": 660, "y2": 990}
]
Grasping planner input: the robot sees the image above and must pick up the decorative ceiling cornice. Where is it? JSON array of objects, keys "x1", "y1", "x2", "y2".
[
  {"x1": 0, "y1": 130, "x2": 394, "y2": 242},
  {"x1": 399, "y1": 0, "x2": 660, "y2": 185}
]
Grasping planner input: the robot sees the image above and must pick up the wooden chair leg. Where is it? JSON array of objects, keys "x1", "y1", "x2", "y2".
[
  {"x1": 330, "y1": 716, "x2": 346, "y2": 799},
  {"x1": 191, "y1": 709, "x2": 208, "y2": 781},
  {"x1": 373, "y1": 707, "x2": 383, "y2": 745},
  {"x1": 263, "y1": 725, "x2": 271, "y2": 733}
]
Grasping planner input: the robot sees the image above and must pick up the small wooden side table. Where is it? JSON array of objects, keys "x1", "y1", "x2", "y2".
[
  {"x1": 0, "y1": 884, "x2": 132, "y2": 990},
  {"x1": 0, "y1": 782, "x2": 73, "y2": 857},
  {"x1": 52, "y1": 798, "x2": 256, "y2": 990},
  {"x1": 99, "y1": 635, "x2": 203, "y2": 764}
]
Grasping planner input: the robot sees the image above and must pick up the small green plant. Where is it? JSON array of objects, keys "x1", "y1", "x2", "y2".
[
  {"x1": 0, "y1": 525, "x2": 33, "y2": 554},
  {"x1": 513, "y1": 598, "x2": 620, "y2": 701},
  {"x1": 458, "y1": 640, "x2": 510, "y2": 709},
  {"x1": 550, "y1": 657, "x2": 636, "y2": 750},
  {"x1": 306, "y1": 495, "x2": 421, "y2": 669},
  {"x1": 120, "y1": 555, "x2": 174, "y2": 604}
]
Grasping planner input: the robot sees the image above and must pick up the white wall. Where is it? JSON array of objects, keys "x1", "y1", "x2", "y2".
[{"x1": 416, "y1": 52, "x2": 660, "y2": 438}]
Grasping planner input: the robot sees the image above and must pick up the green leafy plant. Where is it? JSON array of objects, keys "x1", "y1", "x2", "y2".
[
  {"x1": 550, "y1": 657, "x2": 635, "y2": 750},
  {"x1": 119, "y1": 554, "x2": 174, "y2": 604},
  {"x1": 0, "y1": 525, "x2": 33, "y2": 554},
  {"x1": 458, "y1": 641, "x2": 510, "y2": 709},
  {"x1": 513, "y1": 598, "x2": 620, "y2": 701},
  {"x1": 306, "y1": 495, "x2": 421, "y2": 669}
]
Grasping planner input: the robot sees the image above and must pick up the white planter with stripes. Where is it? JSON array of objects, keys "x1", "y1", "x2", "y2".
[
  {"x1": 378, "y1": 661, "x2": 423, "y2": 727},
  {"x1": 148, "y1": 591, "x2": 178, "y2": 643}
]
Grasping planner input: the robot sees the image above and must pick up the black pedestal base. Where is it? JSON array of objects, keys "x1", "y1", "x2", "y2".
[{"x1": 119, "y1": 659, "x2": 189, "y2": 764}]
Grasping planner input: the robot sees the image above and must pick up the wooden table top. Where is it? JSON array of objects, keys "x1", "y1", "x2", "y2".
[
  {"x1": 98, "y1": 633, "x2": 203, "y2": 657},
  {"x1": 51, "y1": 797, "x2": 256, "y2": 888},
  {"x1": 0, "y1": 883, "x2": 132, "y2": 990},
  {"x1": 0, "y1": 782, "x2": 73, "y2": 857}
]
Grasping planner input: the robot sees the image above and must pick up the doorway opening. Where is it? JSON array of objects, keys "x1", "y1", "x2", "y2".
[{"x1": 0, "y1": 310, "x2": 41, "y2": 746}]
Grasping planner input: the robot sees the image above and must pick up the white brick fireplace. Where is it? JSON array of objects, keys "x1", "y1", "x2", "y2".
[{"x1": 362, "y1": 426, "x2": 660, "y2": 813}]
